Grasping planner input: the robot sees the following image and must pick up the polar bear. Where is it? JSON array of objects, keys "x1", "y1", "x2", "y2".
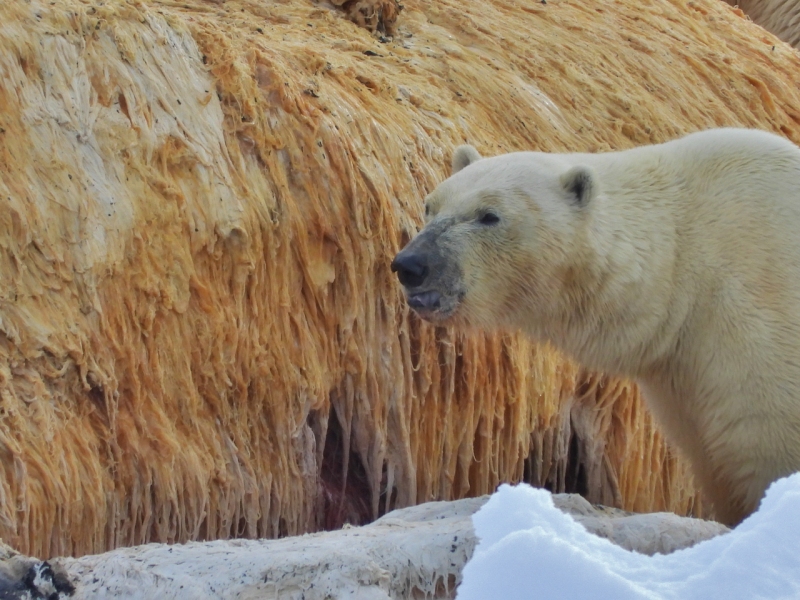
[
  {"x1": 725, "y1": 0, "x2": 800, "y2": 48},
  {"x1": 391, "y1": 128, "x2": 800, "y2": 525}
]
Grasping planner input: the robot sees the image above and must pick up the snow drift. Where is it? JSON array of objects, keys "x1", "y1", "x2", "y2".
[{"x1": 458, "y1": 473, "x2": 800, "y2": 599}]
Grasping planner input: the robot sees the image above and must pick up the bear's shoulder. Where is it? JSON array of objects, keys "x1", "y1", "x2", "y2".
[{"x1": 665, "y1": 127, "x2": 796, "y2": 154}]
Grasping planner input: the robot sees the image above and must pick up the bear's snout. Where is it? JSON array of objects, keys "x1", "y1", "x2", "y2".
[
  {"x1": 391, "y1": 250, "x2": 442, "y2": 314},
  {"x1": 391, "y1": 226, "x2": 464, "y2": 322},
  {"x1": 391, "y1": 252, "x2": 429, "y2": 289}
]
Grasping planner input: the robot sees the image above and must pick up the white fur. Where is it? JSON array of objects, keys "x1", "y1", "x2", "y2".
[
  {"x1": 436, "y1": 129, "x2": 800, "y2": 524},
  {"x1": 452, "y1": 145, "x2": 482, "y2": 174},
  {"x1": 727, "y1": 0, "x2": 800, "y2": 48}
]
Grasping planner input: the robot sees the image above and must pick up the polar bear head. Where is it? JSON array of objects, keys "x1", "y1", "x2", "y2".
[{"x1": 391, "y1": 145, "x2": 599, "y2": 332}]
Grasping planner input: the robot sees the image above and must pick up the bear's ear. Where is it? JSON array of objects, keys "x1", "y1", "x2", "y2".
[
  {"x1": 451, "y1": 145, "x2": 482, "y2": 174},
  {"x1": 560, "y1": 165, "x2": 597, "y2": 207}
]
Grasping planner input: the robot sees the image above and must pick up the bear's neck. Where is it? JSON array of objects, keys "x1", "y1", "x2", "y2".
[{"x1": 532, "y1": 164, "x2": 690, "y2": 377}]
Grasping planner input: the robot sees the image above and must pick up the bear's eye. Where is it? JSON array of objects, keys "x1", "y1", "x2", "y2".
[
  {"x1": 425, "y1": 204, "x2": 430, "y2": 216},
  {"x1": 477, "y1": 211, "x2": 500, "y2": 226}
]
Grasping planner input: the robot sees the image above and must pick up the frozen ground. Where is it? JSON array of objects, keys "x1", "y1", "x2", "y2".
[{"x1": 0, "y1": 491, "x2": 727, "y2": 599}]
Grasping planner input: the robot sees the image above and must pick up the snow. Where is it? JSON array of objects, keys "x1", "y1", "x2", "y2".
[{"x1": 458, "y1": 474, "x2": 800, "y2": 600}]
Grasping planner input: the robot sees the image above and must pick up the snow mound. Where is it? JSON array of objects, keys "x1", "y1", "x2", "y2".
[{"x1": 458, "y1": 473, "x2": 800, "y2": 599}]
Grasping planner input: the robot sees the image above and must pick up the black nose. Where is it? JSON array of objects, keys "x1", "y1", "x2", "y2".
[{"x1": 391, "y1": 252, "x2": 429, "y2": 288}]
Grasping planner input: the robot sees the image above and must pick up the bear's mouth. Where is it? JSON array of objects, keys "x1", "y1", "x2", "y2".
[
  {"x1": 404, "y1": 289, "x2": 462, "y2": 322},
  {"x1": 408, "y1": 290, "x2": 441, "y2": 312}
]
